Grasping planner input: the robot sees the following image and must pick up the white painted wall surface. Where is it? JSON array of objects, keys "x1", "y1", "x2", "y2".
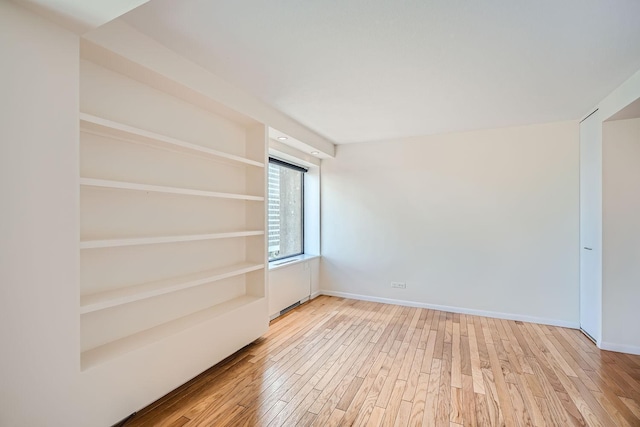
[
  {"x1": 321, "y1": 121, "x2": 580, "y2": 326},
  {"x1": 0, "y1": 2, "x2": 81, "y2": 425},
  {"x1": 602, "y1": 118, "x2": 640, "y2": 354}
]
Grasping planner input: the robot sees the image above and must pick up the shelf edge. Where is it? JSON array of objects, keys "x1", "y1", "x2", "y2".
[
  {"x1": 80, "y1": 230, "x2": 264, "y2": 249},
  {"x1": 80, "y1": 263, "x2": 265, "y2": 314},
  {"x1": 80, "y1": 177, "x2": 264, "y2": 201},
  {"x1": 80, "y1": 113, "x2": 265, "y2": 168},
  {"x1": 80, "y1": 295, "x2": 265, "y2": 370}
]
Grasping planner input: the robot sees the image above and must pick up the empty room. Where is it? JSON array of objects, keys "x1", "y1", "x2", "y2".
[{"x1": 3, "y1": 0, "x2": 640, "y2": 426}]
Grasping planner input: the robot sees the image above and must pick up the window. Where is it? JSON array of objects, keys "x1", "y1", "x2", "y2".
[{"x1": 268, "y1": 158, "x2": 305, "y2": 261}]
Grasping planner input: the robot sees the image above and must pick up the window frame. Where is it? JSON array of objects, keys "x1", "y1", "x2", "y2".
[{"x1": 268, "y1": 157, "x2": 306, "y2": 262}]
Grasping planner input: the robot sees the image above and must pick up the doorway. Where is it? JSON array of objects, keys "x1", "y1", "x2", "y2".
[{"x1": 579, "y1": 110, "x2": 601, "y2": 343}]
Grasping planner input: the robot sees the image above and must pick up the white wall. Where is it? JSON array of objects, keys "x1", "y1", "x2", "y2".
[
  {"x1": 602, "y1": 118, "x2": 640, "y2": 353},
  {"x1": 0, "y1": 1, "x2": 81, "y2": 425},
  {"x1": 321, "y1": 121, "x2": 580, "y2": 326}
]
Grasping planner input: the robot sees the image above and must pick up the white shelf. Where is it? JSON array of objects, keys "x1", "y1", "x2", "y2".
[
  {"x1": 80, "y1": 113, "x2": 265, "y2": 168},
  {"x1": 80, "y1": 178, "x2": 264, "y2": 201},
  {"x1": 80, "y1": 262, "x2": 264, "y2": 314},
  {"x1": 81, "y1": 295, "x2": 265, "y2": 370},
  {"x1": 81, "y1": 230, "x2": 264, "y2": 249}
]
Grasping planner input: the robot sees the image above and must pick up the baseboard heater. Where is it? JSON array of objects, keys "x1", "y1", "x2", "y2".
[{"x1": 280, "y1": 300, "x2": 301, "y2": 316}]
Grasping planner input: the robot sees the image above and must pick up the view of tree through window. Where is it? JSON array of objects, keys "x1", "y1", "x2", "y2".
[{"x1": 268, "y1": 159, "x2": 304, "y2": 261}]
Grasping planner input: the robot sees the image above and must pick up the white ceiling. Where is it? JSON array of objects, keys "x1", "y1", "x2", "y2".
[{"x1": 122, "y1": 0, "x2": 640, "y2": 144}]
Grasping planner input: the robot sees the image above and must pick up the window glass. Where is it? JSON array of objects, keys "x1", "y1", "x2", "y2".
[{"x1": 268, "y1": 160, "x2": 304, "y2": 261}]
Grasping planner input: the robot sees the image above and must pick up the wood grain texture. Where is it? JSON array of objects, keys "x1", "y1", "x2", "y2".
[{"x1": 126, "y1": 296, "x2": 640, "y2": 426}]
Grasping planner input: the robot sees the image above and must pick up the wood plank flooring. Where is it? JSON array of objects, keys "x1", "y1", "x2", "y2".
[{"x1": 126, "y1": 296, "x2": 640, "y2": 426}]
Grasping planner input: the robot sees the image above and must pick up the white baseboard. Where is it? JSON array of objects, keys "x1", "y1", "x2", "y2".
[
  {"x1": 310, "y1": 290, "x2": 322, "y2": 300},
  {"x1": 599, "y1": 341, "x2": 640, "y2": 356},
  {"x1": 319, "y1": 290, "x2": 579, "y2": 329}
]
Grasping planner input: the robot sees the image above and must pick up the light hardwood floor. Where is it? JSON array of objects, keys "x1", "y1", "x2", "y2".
[{"x1": 127, "y1": 296, "x2": 640, "y2": 426}]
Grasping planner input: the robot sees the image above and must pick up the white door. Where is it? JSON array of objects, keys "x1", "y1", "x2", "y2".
[{"x1": 579, "y1": 110, "x2": 601, "y2": 342}]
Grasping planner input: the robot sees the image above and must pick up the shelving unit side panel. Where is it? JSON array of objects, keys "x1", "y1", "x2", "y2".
[
  {"x1": 245, "y1": 123, "x2": 268, "y2": 195},
  {"x1": 245, "y1": 201, "x2": 266, "y2": 234},
  {"x1": 246, "y1": 123, "x2": 267, "y2": 170},
  {"x1": 244, "y1": 234, "x2": 267, "y2": 266},
  {"x1": 245, "y1": 269, "x2": 267, "y2": 299},
  {"x1": 245, "y1": 124, "x2": 268, "y2": 299}
]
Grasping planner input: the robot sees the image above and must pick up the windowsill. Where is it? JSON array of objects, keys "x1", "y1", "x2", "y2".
[{"x1": 268, "y1": 254, "x2": 320, "y2": 271}]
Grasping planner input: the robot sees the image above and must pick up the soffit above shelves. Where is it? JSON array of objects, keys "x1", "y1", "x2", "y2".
[
  {"x1": 16, "y1": 0, "x2": 149, "y2": 34},
  {"x1": 81, "y1": 20, "x2": 336, "y2": 158}
]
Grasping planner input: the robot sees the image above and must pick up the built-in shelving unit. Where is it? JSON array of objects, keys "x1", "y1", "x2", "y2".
[
  {"x1": 80, "y1": 113, "x2": 265, "y2": 168},
  {"x1": 79, "y1": 58, "x2": 268, "y2": 372},
  {"x1": 80, "y1": 262, "x2": 264, "y2": 314},
  {"x1": 81, "y1": 295, "x2": 263, "y2": 369}
]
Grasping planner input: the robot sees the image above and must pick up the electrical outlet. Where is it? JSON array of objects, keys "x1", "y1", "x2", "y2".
[{"x1": 391, "y1": 282, "x2": 406, "y2": 289}]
